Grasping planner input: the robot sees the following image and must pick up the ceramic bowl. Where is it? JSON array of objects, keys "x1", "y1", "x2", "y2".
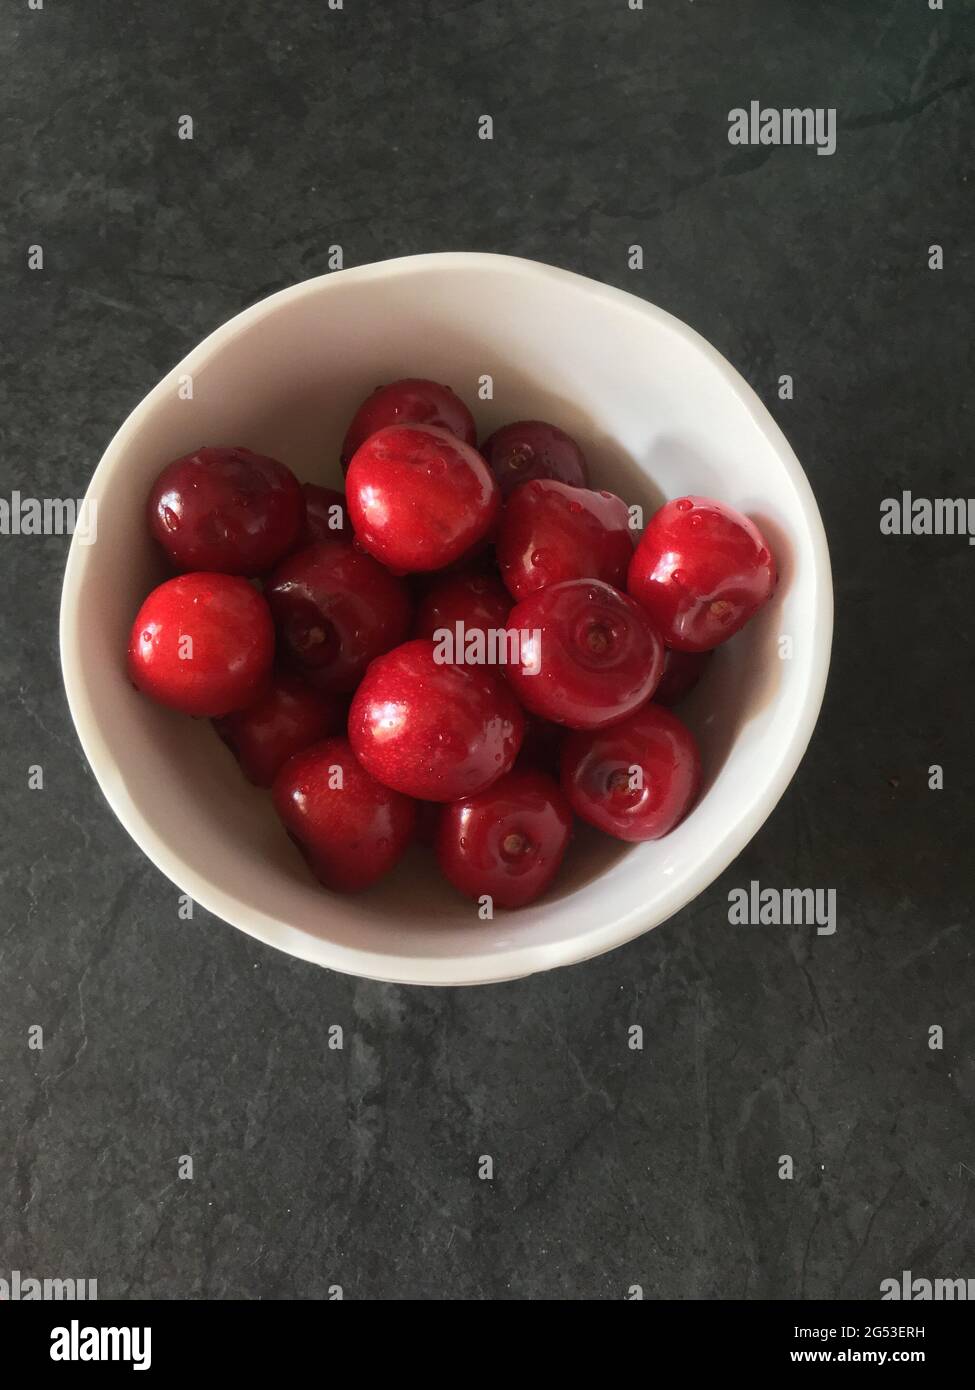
[{"x1": 60, "y1": 253, "x2": 832, "y2": 985}]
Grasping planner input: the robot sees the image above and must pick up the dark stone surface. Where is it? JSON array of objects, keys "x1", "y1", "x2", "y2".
[{"x1": 1, "y1": 0, "x2": 972, "y2": 1300}]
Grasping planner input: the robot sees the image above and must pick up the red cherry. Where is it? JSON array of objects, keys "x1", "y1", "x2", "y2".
[
  {"x1": 653, "y1": 648, "x2": 713, "y2": 707},
  {"x1": 265, "y1": 540, "x2": 412, "y2": 694},
  {"x1": 346, "y1": 424, "x2": 500, "y2": 573},
  {"x1": 127, "y1": 573, "x2": 274, "y2": 717},
  {"x1": 413, "y1": 568, "x2": 512, "y2": 644},
  {"x1": 301, "y1": 484, "x2": 349, "y2": 543},
  {"x1": 560, "y1": 704, "x2": 701, "y2": 842},
  {"x1": 273, "y1": 738, "x2": 416, "y2": 893},
  {"x1": 497, "y1": 479, "x2": 634, "y2": 601},
  {"x1": 480, "y1": 420, "x2": 588, "y2": 498},
  {"x1": 147, "y1": 446, "x2": 304, "y2": 575},
  {"x1": 348, "y1": 638, "x2": 524, "y2": 801},
  {"x1": 435, "y1": 514, "x2": 499, "y2": 574},
  {"x1": 214, "y1": 670, "x2": 343, "y2": 787},
  {"x1": 504, "y1": 579, "x2": 664, "y2": 730},
  {"x1": 627, "y1": 496, "x2": 776, "y2": 652},
  {"x1": 435, "y1": 768, "x2": 572, "y2": 909},
  {"x1": 340, "y1": 378, "x2": 477, "y2": 470}
]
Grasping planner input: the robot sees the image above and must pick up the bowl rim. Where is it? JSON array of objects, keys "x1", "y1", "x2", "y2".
[{"x1": 59, "y1": 251, "x2": 833, "y2": 986}]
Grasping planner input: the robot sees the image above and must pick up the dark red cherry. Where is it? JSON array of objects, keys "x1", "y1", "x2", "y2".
[
  {"x1": 413, "y1": 568, "x2": 513, "y2": 644},
  {"x1": 127, "y1": 572, "x2": 274, "y2": 717},
  {"x1": 560, "y1": 703, "x2": 701, "y2": 841},
  {"x1": 497, "y1": 479, "x2": 634, "y2": 601},
  {"x1": 340, "y1": 378, "x2": 476, "y2": 470},
  {"x1": 214, "y1": 670, "x2": 344, "y2": 787},
  {"x1": 265, "y1": 540, "x2": 412, "y2": 694},
  {"x1": 273, "y1": 738, "x2": 416, "y2": 892},
  {"x1": 148, "y1": 446, "x2": 304, "y2": 575},
  {"x1": 301, "y1": 484, "x2": 349, "y2": 543},
  {"x1": 654, "y1": 648, "x2": 713, "y2": 707},
  {"x1": 480, "y1": 420, "x2": 588, "y2": 498},
  {"x1": 435, "y1": 768, "x2": 572, "y2": 909},
  {"x1": 346, "y1": 424, "x2": 500, "y2": 573},
  {"x1": 627, "y1": 496, "x2": 776, "y2": 652},
  {"x1": 504, "y1": 579, "x2": 664, "y2": 730},
  {"x1": 348, "y1": 638, "x2": 524, "y2": 802}
]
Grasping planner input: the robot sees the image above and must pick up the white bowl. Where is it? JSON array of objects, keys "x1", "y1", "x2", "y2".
[{"x1": 60, "y1": 252, "x2": 832, "y2": 985}]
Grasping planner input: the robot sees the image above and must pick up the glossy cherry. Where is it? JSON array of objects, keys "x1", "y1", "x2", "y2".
[
  {"x1": 127, "y1": 572, "x2": 274, "y2": 717},
  {"x1": 654, "y1": 648, "x2": 713, "y2": 707},
  {"x1": 504, "y1": 579, "x2": 664, "y2": 730},
  {"x1": 628, "y1": 496, "x2": 776, "y2": 652},
  {"x1": 480, "y1": 420, "x2": 588, "y2": 498},
  {"x1": 413, "y1": 568, "x2": 513, "y2": 644},
  {"x1": 215, "y1": 670, "x2": 344, "y2": 787},
  {"x1": 435, "y1": 768, "x2": 572, "y2": 909},
  {"x1": 301, "y1": 484, "x2": 349, "y2": 543},
  {"x1": 148, "y1": 446, "x2": 304, "y2": 575},
  {"x1": 497, "y1": 479, "x2": 634, "y2": 601},
  {"x1": 273, "y1": 738, "x2": 416, "y2": 893},
  {"x1": 340, "y1": 378, "x2": 477, "y2": 470},
  {"x1": 266, "y1": 539, "x2": 412, "y2": 694},
  {"x1": 560, "y1": 703, "x2": 701, "y2": 842},
  {"x1": 348, "y1": 638, "x2": 524, "y2": 801},
  {"x1": 346, "y1": 424, "x2": 500, "y2": 573}
]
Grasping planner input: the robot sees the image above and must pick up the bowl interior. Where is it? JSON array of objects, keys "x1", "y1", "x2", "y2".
[{"x1": 61, "y1": 255, "x2": 830, "y2": 983}]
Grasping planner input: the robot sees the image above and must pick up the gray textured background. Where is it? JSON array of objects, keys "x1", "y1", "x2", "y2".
[{"x1": 2, "y1": 0, "x2": 973, "y2": 1300}]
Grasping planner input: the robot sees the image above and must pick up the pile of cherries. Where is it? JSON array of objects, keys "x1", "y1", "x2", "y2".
[{"x1": 127, "y1": 378, "x2": 776, "y2": 909}]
